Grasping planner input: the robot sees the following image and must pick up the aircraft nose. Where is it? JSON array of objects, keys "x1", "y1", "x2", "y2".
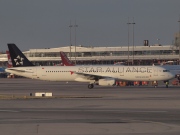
[{"x1": 169, "y1": 72, "x2": 175, "y2": 79}]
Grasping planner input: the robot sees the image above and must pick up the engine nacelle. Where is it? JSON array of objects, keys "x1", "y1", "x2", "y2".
[{"x1": 98, "y1": 78, "x2": 115, "y2": 86}]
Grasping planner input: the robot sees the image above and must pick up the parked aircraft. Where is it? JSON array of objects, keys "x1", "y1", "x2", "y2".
[
  {"x1": 0, "y1": 67, "x2": 5, "y2": 73},
  {"x1": 0, "y1": 51, "x2": 11, "y2": 75},
  {"x1": 60, "y1": 51, "x2": 75, "y2": 66},
  {"x1": 5, "y1": 44, "x2": 175, "y2": 89},
  {"x1": 0, "y1": 51, "x2": 12, "y2": 70},
  {"x1": 6, "y1": 51, "x2": 13, "y2": 68}
]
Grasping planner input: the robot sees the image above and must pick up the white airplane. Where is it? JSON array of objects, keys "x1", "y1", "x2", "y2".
[
  {"x1": 5, "y1": 44, "x2": 175, "y2": 89},
  {"x1": 0, "y1": 67, "x2": 5, "y2": 73},
  {"x1": 0, "y1": 51, "x2": 12, "y2": 74}
]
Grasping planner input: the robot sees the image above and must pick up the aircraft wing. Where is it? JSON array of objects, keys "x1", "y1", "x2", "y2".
[{"x1": 73, "y1": 71, "x2": 114, "y2": 80}]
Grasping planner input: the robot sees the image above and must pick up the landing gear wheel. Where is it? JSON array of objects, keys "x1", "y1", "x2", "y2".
[
  {"x1": 152, "y1": 81, "x2": 158, "y2": 88},
  {"x1": 88, "y1": 84, "x2": 94, "y2": 89}
]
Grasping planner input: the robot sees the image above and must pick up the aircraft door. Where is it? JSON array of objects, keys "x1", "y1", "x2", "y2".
[
  {"x1": 153, "y1": 67, "x2": 158, "y2": 76},
  {"x1": 118, "y1": 67, "x2": 124, "y2": 76}
]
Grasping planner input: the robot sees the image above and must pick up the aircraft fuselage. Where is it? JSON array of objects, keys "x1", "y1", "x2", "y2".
[{"x1": 5, "y1": 65, "x2": 174, "y2": 82}]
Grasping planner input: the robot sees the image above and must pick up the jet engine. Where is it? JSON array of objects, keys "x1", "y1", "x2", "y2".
[{"x1": 98, "y1": 78, "x2": 115, "y2": 86}]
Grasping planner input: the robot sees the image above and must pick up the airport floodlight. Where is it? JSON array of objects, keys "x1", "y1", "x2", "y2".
[
  {"x1": 127, "y1": 17, "x2": 136, "y2": 65},
  {"x1": 74, "y1": 21, "x2": 78, "y2": 65},
  {"x1": 178, "y1": 16, "x2": 180, "y2": 64},
  {"x1": 69, "y1": 21, "x2": 73, "y2": 60}
]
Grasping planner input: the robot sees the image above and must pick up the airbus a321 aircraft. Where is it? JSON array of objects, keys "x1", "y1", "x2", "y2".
[{"x1": 6, "y1": 44, "x2": 174, "y2": 89}]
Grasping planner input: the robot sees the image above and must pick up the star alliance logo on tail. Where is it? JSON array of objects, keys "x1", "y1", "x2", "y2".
[{"x1": 14, "y1": 55, "x2": 24, "y2": 66}]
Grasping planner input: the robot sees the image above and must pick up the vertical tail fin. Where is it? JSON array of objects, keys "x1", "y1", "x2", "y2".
[
  {"x1": 60, "y1": 51, "x2": 75, "y2": 66},
  {"x1": 6, "y1": 51, "x2": 12, "y2": 68},
  {"x1": 7, "y1": 44, "x2": 34, "y2": 67}
]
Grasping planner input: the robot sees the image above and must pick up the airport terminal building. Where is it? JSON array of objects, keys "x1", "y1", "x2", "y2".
[{"x1": 0, "y1": 42, "x2": 180, "y2": 66}]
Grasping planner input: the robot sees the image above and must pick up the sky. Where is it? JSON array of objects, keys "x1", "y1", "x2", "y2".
[{"x1": 0, "y1": 0, "x2": 180, "y2": 52}]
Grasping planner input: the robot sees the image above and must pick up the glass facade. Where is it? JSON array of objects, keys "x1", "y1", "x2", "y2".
[
  {"x1": 0, "y1": 45, "x2": 180, "y2": 66},
  {"x1": 27, "y1": 49, "x2": 176, "y2": 58}
]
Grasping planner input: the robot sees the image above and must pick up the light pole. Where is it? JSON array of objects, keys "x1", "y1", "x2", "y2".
[
  {"x1": 127, "y1": 18, "x2": 131, "y2": 66},
  {"x1": 69, "y1": 20, "x2": 73, "y2": 60},
  {"x1": 74, "y1": 20, "x2": 78, "y2": 65},
  {"x1": 127, "y1": 18, "x2": 135, "y2": 65},
  {"x1": 157, "y1": 38, "x2": 160, "y2": 45},
  {"x1": 178, "y1": 16, "x2": 180, "y2": 64},
  {"x1": 132, "y1": 18, "x2": 135, "y2": 65}
]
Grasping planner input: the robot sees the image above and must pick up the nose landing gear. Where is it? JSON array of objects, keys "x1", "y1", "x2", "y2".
[{"x1": 88, "y1": 84, "x2": 94, "y2": 89}]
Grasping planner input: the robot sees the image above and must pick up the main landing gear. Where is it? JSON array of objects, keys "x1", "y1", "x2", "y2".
[
  {"x1": 88, "y1": 84, "x2": 94, "y2": 89},
  {"x1": 152, "y1": 81, "x2": 158, "y2": 88}
]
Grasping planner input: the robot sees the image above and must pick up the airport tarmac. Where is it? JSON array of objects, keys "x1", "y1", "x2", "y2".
[{"x1": 0, "y1": 78, "x2": 180, "y2": 135}]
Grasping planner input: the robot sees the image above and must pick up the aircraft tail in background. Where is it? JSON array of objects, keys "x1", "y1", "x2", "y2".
[
  {"x1": 60, "y1": 51, "x2": 75, "y2": 66},
  {"x1": 6, "y1": 51, "x2": 12, "y2": 68},
  {"x1": 7, "y1": 44, "x2": 34, "y2": 67}
]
